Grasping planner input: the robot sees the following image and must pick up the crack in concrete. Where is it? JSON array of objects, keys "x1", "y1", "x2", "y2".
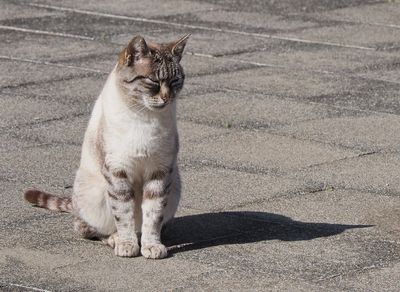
[{"x1": 299, "y1": 150, "x2": 380, "y2": 170}]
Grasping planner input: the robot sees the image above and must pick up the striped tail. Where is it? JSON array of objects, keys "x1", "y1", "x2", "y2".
[{"x1": 24, "y1": 189, "x2": 73, "y2": 213}]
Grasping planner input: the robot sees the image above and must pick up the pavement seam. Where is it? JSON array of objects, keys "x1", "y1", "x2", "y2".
[
  {"x1": 0, "y1": 55, "x2": 107, "y2": 74},
  {"x1": 0, "y1": 24, "x2": 94, "y2": 40},
  {"x1": 0, "y1": 282, "x2": 52, "y2": 292}
]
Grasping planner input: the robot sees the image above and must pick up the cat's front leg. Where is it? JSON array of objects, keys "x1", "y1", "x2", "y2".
[
  {"x1": 140, "y1": 170, "x2": 173, "y2": 259},
  {"x1": 103, "y1": 163, "x2": 139, "y2": 257}
]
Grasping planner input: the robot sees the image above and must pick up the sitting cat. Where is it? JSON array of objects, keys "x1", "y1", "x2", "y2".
[{"x1": 24, "y1": 34, "x2": 190, "y2": 259}]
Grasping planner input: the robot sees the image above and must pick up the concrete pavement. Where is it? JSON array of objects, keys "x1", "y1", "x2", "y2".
[{"x1": 1, "y1": 0, "x2": 399, "y2": 291}]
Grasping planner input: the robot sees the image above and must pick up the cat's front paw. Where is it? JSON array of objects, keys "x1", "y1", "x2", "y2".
[
  {"x1": 114, "y1": 240, "x2": 140, "y2": 257},
  {"x1": 141, "y1": 243, "x2": 168, "y2": 259}
]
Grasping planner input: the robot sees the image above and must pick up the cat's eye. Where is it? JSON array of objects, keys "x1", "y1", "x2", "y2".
[
  {"x1": 143, "y1": 77, "x2": 160, "y2": 87},
  {"x1": 142, "y1": 77, "x2": 160, "y2": 91},
  {"x1": 124, "y1": 76, "x2": 144, "y2": 83},
  {"x1": 170, "y1": 77, "x2": 183, "y2": 89},
  {"x1": 145, "y1": 77, "x2": 158, "y2": 85},
  {"x1": 170, "y1": 78, "x2": 180, "y2": 84}
]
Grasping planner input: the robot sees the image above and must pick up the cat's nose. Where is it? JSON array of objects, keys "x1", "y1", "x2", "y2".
[
  {"x1": 160, "y1": 82, "x2": 170, "y2": 101},
  {"x1": 160, "y1": 94, "x2": 169, "y2": 102}
]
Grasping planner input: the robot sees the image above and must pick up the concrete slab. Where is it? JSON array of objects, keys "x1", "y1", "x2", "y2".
[
  {"x1": 236, "y1": 189, "x2": 400, "y2": 240},
  {"x1": 177, "y1": 90, "x2": 367, "y2": 129},
  {"x1": 2, "y1": 74, "x2": 105, "y2": 107},
  {"x1": 235, "y1": 40, "x2": 399, "y2": 77},
  {"x1": 0, "y1": 30, "x2": 117, "y2": 64},
  {"x1": 1, "y1": 0, "x2": 400, "y2": 290},
  {"x1": 0, "y1": 59, "x2": 96, "y2": 88},
  {"x1": 191, "y1": 66, "x2": 400, "y2": 115},
  {"x1": 190, "y1": 66, "x2": 351, "y2": 98},
  {"x1": 278, "y1": 23, "x2": 400, "y2": 50},
  {"x1": 0, "y1": 93, "x2": 84, "y2": 130},
  {"x1": 291, "y1": 153, "x2": 400, "y2": 196},
  {"x1": 180, "y1": 166, "x2": 306, "y2": 211},
  {"x1": 0, "y1": 244, "x2": 215, "y2": 291},
  {"x1": 0, "y1": 2, "x2": 63, "y2": 21},
  {"x1": 0, "y1": 143, "x2": 80, "y2": 187},
  {"x1": 161, "y1": 9, "x2": 318, "y2": 34},
  {"x1": 277, "y1": 113, "x2": 400, "y2": 152},
  {"x1": 173, "y1": 212, "x2": 397, "y2": 286},
  {"x1": 325, "y1": 262, "x2": 400, "y2": 291},
  {"x1": 183, "y1": 128, "x2": 361, "y2": 173},
  {"x1": 229, "y1": 188, "x2": 400, "y2": 288},
  {"x1": 314, "y1": 2, "x2": 400, "y2": 26}
]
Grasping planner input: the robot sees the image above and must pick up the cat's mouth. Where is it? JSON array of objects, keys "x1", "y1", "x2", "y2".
[
  {"x1": 145, "y1": 100, "x2": 170, "y2": 111},
  {"x1": 150, "y1": 103, "x2": 167, "y2": 109},
  {"x1": 142, "y1": 95, "x2": 172, "y2": 110}
]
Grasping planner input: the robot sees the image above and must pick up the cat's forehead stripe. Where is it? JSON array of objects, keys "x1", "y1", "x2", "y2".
[{"x1": 154, "y1": 56, "x2": 180, "y2": 81}]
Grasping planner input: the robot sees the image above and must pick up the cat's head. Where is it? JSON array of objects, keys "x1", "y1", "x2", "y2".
[{"x1": 115, "y1": 34, "x2": 190, "y2": 111}]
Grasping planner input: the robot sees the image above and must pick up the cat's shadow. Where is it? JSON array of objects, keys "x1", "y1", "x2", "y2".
[{"x1": 162, "y1": 211, "x2": 373, "y2": 254}]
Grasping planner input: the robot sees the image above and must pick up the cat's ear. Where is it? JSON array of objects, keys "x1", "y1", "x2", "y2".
[
  {"x1": 120, "y1": 35, "x2": 149, "y2": 66},
  {"x1": 170, "y1": 34, "x2": 190, "y2": 61}
]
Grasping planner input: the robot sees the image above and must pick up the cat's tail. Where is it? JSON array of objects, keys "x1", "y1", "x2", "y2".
[{"x1": 24, "y1": 189, "x2": 73, "y2": 213}]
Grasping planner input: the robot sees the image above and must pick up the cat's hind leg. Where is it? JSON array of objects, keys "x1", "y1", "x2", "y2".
[
  {"x1": 73, "y1": 168, "x2": 116, "y2": 239},
  {"x1": 74, "y1": 217, "x2": 106, "y2": 239}
]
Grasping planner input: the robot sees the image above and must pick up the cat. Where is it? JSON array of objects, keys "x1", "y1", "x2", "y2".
[{"x1": 24, "y1": 34, "x2": 190, "y2": 259}]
